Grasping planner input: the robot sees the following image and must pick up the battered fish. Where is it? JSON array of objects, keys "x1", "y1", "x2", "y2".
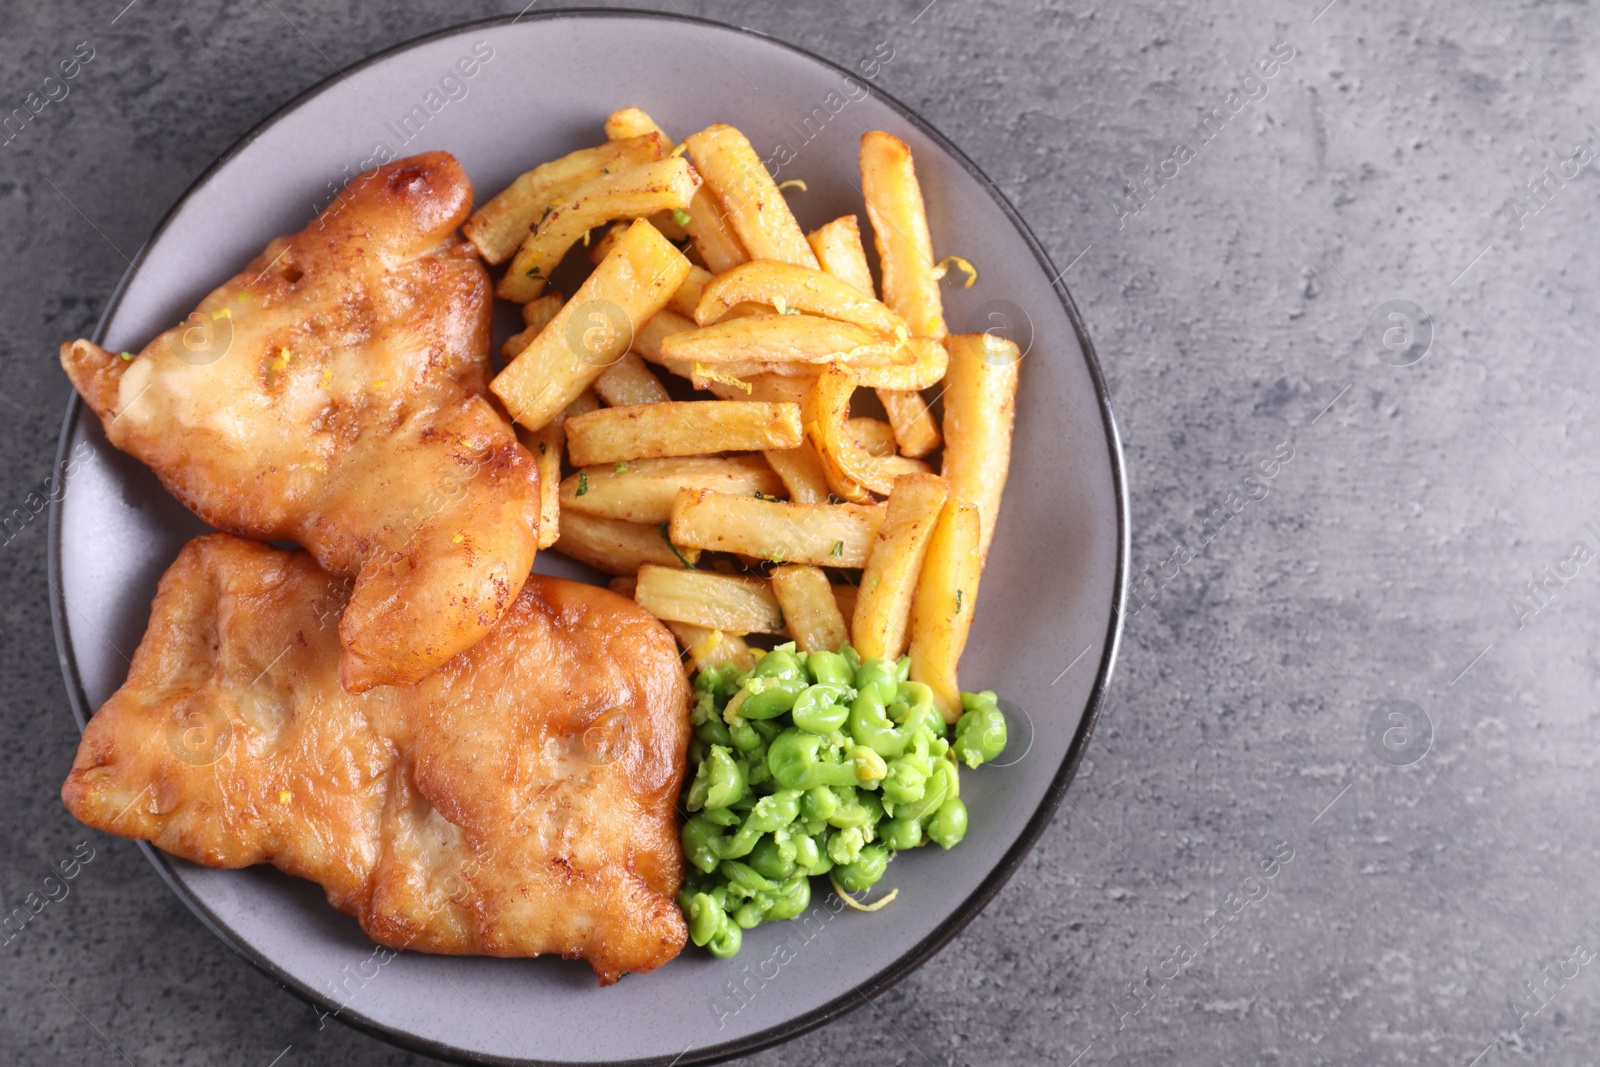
[
  {"x1": 62, "y1": 535, "x2": 691, "y2": 984},
  {"x1": 60, "y1": 153, "x2": 538, "y2": 693}
]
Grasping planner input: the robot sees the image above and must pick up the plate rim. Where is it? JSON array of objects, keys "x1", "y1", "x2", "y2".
[{"x1": 47, "y1": 8, "x2": 1130, "y2": 1065}]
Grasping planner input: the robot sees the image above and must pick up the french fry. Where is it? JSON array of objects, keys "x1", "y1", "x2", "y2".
[
  {"x1": 565, "y1": 387, "x2": 602, "y2": 421},
  {"x1": 565, "y1": 400, "x2": 803, "y2": 466},
  {"x1": 603, "y1": 108, "x2": 742, "y2": 268},
  {"x1": 492, "y1": 220, "x2": 690, "y2": 432},
  {"x1": 465, "y1": 134, "x2": 665, "y2": 264},
  {"x1": 804, "y1": 365, "x2": 932, "y2": 501},
  {"x1": 860, "y1": 130, "x2": 946, "y2": 337},
  {"x1": 762, "y1": 442, "x2": 830, "y2": 503},
  {"x1": 852, "y1": 473, "x2": 949, "y2": 661},
  {"x1": 587, "y1": 220, "x2": 633, "y2": 264},
  {"x1": 500, "y1": 157, "x2": 699, "y2": 302},
  {"x1": 849, "y1": 337, "x2": 947, "y2": 391},
  {"x1": 601, "y1": 110, "x2": 692, "y2": 242},
  {"x1": 501, "y1": 326, "x2": 536, "y2": 363},
  {"x1": 666, "y1": 621, "x2": 758, "y2": 671},
  {"x1": 807, "y1": 216, "x2": 876, "y2": 295},
  {"x1": 522, "y1": 292, "x2": 566, "y2": 330},
  {"x1": 669, "y1": 488, "x2": 884, "y2": 566},
  {"x1": 805, "y1": 216, "x2": 938, "y2": 450},
  {"x1": 832, "y1": 582, "x2": 859, "y2": 624},
  {"x1": 514, "y1": 423, "x2": 564, "y2": 549},
  {"x1": 908, "y1": 500, "x2": 982, "y2": 720},
  {"x1": 849, "y1": 417, "x2": 897, "y2": 457},
  {"x1": 635, "y1": 564, "x2": 784, "y2": 633},
  {"x1": 662, "y1": 314, "x2": 909, "y2": 368},
  {"x1": 705, "y1": 374, "x2": 814, "y2": 405},
  {"x1": 695, "y1": 262, "x2": 906, "y2": 336},
  {"x1": 608, "y1": 575, "x2": 638, "y2": 597},
  {"x1": 501, "y1": 292, "x2": 566, "y2": 362},
  {"x1": 682, "y1": 187, "x2": 749, "y2": 274},
  {"x1": 878, "y1": 389, "x2": 942, "y2": 458},
  {"x1": 631, "y1": 309, "x2": 698, "y2": 365},
  {"x1": 594, "y1": 352, "x2": 670, "y2": 406},
  {"x1": 562, "y1": 455, "x2": 784, "y2": 524},
  {"x1": 683, "y1": 125, "x2": 819, "y2": 268},
  {"x1": 771, "y1": 565, "x2": 850, "y2": 653},
  {"x1": 941, "y1": 333, "x2": 1020, "y2": 565},
  {"x1": 669, "y1": 265, "x2": 715, "y2": 318},
  {"x1": 554, "y1": 509, "x2": 699, "y2": 575}
]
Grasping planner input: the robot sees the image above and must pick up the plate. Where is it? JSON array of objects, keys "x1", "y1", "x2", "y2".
[{"x1": 49, "y1": 11, "x2": 1128, "y2": 1065}]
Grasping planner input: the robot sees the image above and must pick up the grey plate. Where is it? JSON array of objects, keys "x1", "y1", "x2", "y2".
[{"x1": 48, "y1": 10, "x2": 1128, "y2": 1065}]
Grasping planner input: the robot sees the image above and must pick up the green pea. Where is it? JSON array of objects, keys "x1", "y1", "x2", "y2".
[
  {"x1": 848, "y1": 686, "x2": 912, "y2": 758},
  {"x1": 907, "y1": 758, "x2": 956, "y2": 823},
  {"x1": 791, "y1": 832, "x2": 823, "y2": 873},
  {"x1": 718, "y1": 858, "x2": 777, "y2": 897},
  {"x1": 881, "y1": 815, "x2": 923, "y2": 851},
  {"x1": 744, "y1": 789, "x2": 802, "y2": 833},
  {"x1": 881, "y1": 752, "x2": 932, "y2": 805},
  {"x1": 849, "y1": 743, "x2": 888, "y2": 784},
  {"x1": 828, "y1": 825, "x2": 866, "y2": 865},
  {"x1": 748, "y1": 833, "x2": 797, "y2": 880},
  {"x1": 695, "y1": 714, "x2": 734, "y2": 749},
  {"x1": 728, "y1": 717, "x2": 764, "y2": 752},
  {"x1": 726, "y1": 674, "x2": 807, "y2": 720},
  {"x1": 701, "y1": 806, "x2": 741, "y2": 828},
  {"x1": 792, "y1": 684, "x2": 851, "y2": 734},
  {"x1": 801, "y1": 785, "x2": 839, "y2": 823},
  {"x1": 857, "y1": 789, "x2": 885, "y2": 827},
  {"x1": 834, "y1": 844, "x2": 889, "y2": 892},
  {"x1": 768, "y1": 730, "x2": 866, "y2": 790},
  {"x1": 687, "y1": 892, "x2": 724, "y2": 946},
  {"x1": 895, "y1": 655, "x2": 911, "y2": 683},
  {"x1": 854, "y1": 658, "x2": 899, "y2": 702},
  {"x1": 927, "y1": 796, "x2": 968, "y2": 849},
  {"x1": 751, "y1": 646, "x2": 805, "y2": 682},
  {"x1": 733, "y1": 900, "x2": 765, "y2": 928},
  {"x1": 687, "y1": 745, "x2": 747, "y2": 811},
  {"x1": 806, "y1": 650, "x2": 854, "y2": 687},
  {"x1": 761, "y1": 875, "x2": 811, "y2": 921},
  {"x1": 682, "y1": 815, "x2": 726, "y2": 874},
  {"x1": 842, "y1": 644, "x2": 862, "y2": 672},
  {"x1": 953, "y1": 694, "x2": 1007, "y2": 767},
  {"x1": 707, "y1": 919, "x2": 742, "y2": 958}
]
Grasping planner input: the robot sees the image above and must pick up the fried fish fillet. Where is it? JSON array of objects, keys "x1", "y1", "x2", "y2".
[
  {"x1": 61, "y1": 153, "x2": 538, "y2": 693},
  {"x1": 62, "y1": 535, "x2": 691, "y2": 984}
]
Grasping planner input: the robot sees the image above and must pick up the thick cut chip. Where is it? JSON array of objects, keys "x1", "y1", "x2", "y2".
[
  {"x1": 852, "y1": 473, "x2": 949, "y2": 661},
  {"x1": 565, "y1": 401, "x2": 803, "y2": 466},
  {"x1": 492, "y1": 220, "x2": 691, "y2": 433},
  {"x1": 669, "y1": 489, "x2": 884, "y2": 567},
  {"x1": 634, "y1": 565, "x2": 785, "y2": 633}
]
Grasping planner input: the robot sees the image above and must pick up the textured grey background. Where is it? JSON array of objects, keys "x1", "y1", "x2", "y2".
[{"x1": 2, "y1": 0, "x2": 1596, "y2": 1064}]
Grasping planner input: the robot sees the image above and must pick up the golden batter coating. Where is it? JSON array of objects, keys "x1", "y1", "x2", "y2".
[
  {"x1": 62, "y1": 535, "x2": 691, "y2": 984},
  {"x1": 60, "y1": 153, "x2": 538, "y2": 692}
]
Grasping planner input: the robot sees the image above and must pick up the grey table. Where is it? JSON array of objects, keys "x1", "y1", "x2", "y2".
[{"x1": 4, "y1": 1, "x2": 1595, "y2": 1064}]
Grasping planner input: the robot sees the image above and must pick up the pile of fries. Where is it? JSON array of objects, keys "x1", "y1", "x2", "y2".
[{"x1": 468, "y1": 108, "x2": 1020, "y2": 720}]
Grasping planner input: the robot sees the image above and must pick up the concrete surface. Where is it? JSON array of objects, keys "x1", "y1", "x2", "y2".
[{"x1": 3, "y1": 0, "x2": 1598, "y2": 1064}]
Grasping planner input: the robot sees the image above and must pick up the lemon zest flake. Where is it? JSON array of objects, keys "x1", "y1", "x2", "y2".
[
  {"x1": 829, "y1": 875, "x2": 898, "y2": 912},
  {"x1": 693, "y1": 363, "x2": 752, "y2": 394},
  {"x1": 931, "y1": 254, "x2": 978, "y2": 288}
]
